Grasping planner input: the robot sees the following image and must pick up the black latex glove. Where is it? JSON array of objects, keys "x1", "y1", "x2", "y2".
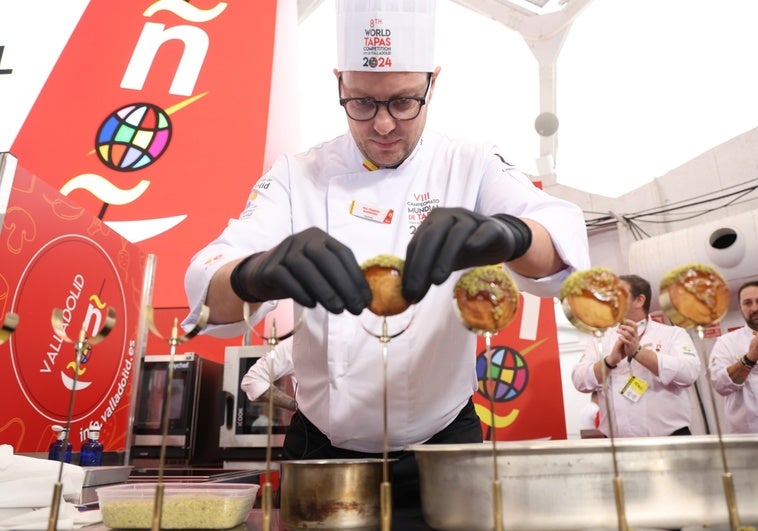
[
  {"x1": 402, "y1": 208, "x2": 532, "y2": 303},
  {"x1": 230, "y1": 227, "x2": 372, "y2": 315}
]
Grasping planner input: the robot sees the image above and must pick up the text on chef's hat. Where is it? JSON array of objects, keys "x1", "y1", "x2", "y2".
[{"x1": 336, "y1": 0, "x2": 436, "y2": 73}]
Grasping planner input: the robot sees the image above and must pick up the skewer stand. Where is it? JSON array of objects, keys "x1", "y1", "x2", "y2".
[
  {"x1": 47, "y1": 307, "x2": 116, "y2": 531},
  {"x1": 593, "y1": 330, "x2": 629, "y2": 531},
  {"x1": 362, "y1": 314, "x2": 413, "y2": 531},
  {"x1": 454, "y1": 309, "x2": 509, "y2": 531},
  {"x1": 481, "y1": 330, "x2": 504, "y2": 531},
  {"x1": 452, "y1": 280, "x2": 515, "y2": 531},
  {"x1": 693, "y1": 325, "x2": 753, "y2": 531},
  {"x1": 657, "y1": 264, "x2": 753, "y2": 531},
  {"x1": 243, "y1": 304, "x2": 304, "y2": 531},
  {"x1": 144, "y1": 305, "x2": 209, "y2": 531}
]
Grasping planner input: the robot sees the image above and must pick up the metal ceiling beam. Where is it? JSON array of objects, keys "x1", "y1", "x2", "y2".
[{"x1": 450, "y1": 0, "x2": 593, "y2": 184}]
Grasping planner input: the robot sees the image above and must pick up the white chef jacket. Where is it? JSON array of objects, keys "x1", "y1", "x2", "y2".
[
  {"x1": 579, "y1": 401, "x2": 600, "y2": 430},
  {"x1": 571, "y1": 318, "x2": 701, "y2": 437},
  {"x1": 185, "y1": 130, "x2": 590, "y2": 452},
  {"x1": 240, "y1": 339, "x2": 295, "y2": 402},
  {"x1": 709, "y1": 326, "x2": 758, "y2": 434}
]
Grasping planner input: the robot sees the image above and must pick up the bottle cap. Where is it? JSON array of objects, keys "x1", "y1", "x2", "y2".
[{"x1": 52, "y1": 424, "x2": 68, "y2": 439}]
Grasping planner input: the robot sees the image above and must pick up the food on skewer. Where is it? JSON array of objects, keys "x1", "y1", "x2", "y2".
[
  {"x1": 361, "y1": 254, "x2": 411, "y2": 316},
  {"x1": 659, "y1": 263, "x2": 729, "y2": 328},
  {"x1": 454, "y1": 265, "x2": 519, "y2": 333},
  {"x1": 560, "y1": 267, "x2": 630, "y2": 332}
]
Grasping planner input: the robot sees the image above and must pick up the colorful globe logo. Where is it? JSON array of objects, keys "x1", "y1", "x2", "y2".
[
  {"x1": 476, "y1": 346, "x2": 529, "y2": 402},
  {"x1": 95, "y1": 103, "x2": 172, "y2": 171}
]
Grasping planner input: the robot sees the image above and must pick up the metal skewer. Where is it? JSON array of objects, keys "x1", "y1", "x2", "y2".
[
  {"x1": 593, "y1": 330, "x2": 628, "y2": 531},
  {"x1": 658, "y1": 263, "x2": 752, "y2": 531},
  {"x1": 47, "y1": 307, "x2": 116, "y2": 531},
  {"x1": 243, "y1": 303, "x2": 305, "y2": 531},
  {"x1": 482, "y1": 330, "x2": 504, "y2": 531},
  {"x1": 260, "y1": 322, "x2": 280, "y2": 531},
  {"x1": 453, "y1": 314, "x2": 507, "y2": 531},
  {"x1": 379, "y1": 318, "x2": 393, "y2": 531},
  {"x1": 560, "y1": 267, "x2": 630, "y2": 530},
  {"x1": 261, "y1": 334, "x2": 276, "y2": 531},
  {"x1": 361, "y1": 314, "x2": 413, "y2": 531},
  {"x1": 693, "y1": 325, "x2": 752, "y2": 531},
  {"x1": 145, "y1": 305, "x2": 208, "y2": 531},
  {"x1": 452, "y1": 289, "x2": 515, "y2": 530}
]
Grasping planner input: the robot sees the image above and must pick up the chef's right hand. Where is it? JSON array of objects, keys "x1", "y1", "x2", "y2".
[{"x1": 229, "y1": 227, "x2": 372, "y2": 315}]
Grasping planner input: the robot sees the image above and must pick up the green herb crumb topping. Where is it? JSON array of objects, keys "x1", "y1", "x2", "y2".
[{"x1": 361, "y1": 254, "x2": 404, "y2": 271}]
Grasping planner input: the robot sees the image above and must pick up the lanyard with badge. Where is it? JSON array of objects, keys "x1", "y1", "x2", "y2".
[{"x1": 620, "y1": 317, "x2": 650, "y2": 403}]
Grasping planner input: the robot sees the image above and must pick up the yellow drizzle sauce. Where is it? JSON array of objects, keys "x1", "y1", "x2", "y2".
[{"x1": 661, "y1": 264, "x2": 727, "y2": 317}]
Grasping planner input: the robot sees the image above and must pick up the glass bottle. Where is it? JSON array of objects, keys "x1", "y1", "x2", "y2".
[
  {"x1": 47, "y1": 425, "x2": 72, "y2": 463},
  {"x1": 80, "y1": 421, "x2": 103, "y2": 466}
]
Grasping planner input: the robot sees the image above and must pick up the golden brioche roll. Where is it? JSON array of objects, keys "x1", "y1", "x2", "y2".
[
  {"x1": 361, "y1": 254, "x2": 410, "y2": 316},
  {"x1": 560, "y1": 267, "x2": 630, "y2": 332},
  {"x1": 454, "y1": 265, "x2": 519, "y2": 333},
  {"x1": 659, "y1": 264, "x2": 729, "y2": 327}
]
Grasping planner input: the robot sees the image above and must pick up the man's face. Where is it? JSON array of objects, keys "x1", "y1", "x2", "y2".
[
  {"x1": 338, "y1": 70, "x2": 436, "y2": 168},
  {"x1": 739, "y1": 285, "x2": 758, "y2": 330},
  {"x1": 620, "y1": 280, "x2": 643, "y2": 321}
]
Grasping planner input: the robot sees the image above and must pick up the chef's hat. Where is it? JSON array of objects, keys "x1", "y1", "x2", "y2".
[{"x1": 336, "y1": 0, "x2": 436, "y2": 72}]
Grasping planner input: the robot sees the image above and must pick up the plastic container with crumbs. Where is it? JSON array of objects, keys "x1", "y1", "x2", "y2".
[{"x1": 96, "y1": 482, "x2": 259, "y2": 529}]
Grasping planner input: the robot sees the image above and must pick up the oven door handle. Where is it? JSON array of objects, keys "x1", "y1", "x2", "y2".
[{"x1": 220, "y1": 390, "x2": 235, "y2": 429}]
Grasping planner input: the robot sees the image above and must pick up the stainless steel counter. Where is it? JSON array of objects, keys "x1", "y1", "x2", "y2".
[
  {"x1": 412, "y1": 434, "x2": 758, "y2": 531},
  {"x1": 77, "y1": 437, "x2": 758, "y2": 530},
  {"x1": 79, "y1": 507, "x2": 754, "y2": 531},
  {"x1": 82, "y1": 507, "x2": 431, "y2": 530}
]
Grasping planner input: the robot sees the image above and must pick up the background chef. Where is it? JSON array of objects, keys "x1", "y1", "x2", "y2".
[
  {"x1": 184, "y1": 0, "x2": 590, "y2": 505},
  {"x1": 709, "y1": 280, "x2": 758, "y2": 433}
]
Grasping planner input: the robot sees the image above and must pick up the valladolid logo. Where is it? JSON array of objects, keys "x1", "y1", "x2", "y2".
[{"x1": 11, "y1": 235, "x2": 128, "y2": 422}]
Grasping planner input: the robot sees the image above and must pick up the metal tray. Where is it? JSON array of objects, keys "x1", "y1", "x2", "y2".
[
  {"x1": 81, "y1": 465, "x2": 132, "y2": 487},
  {"x1": 410, "y1": 435, "x2": 758, "y2": 530},
  {"x1": 67, "y1": 466, "x2": 133, "y2": 506}
]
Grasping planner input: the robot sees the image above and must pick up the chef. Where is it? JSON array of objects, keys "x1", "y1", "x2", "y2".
[
  {"x1": 709, "y1": 280, "x2": 758, "y2": 433},
  {"x1": 571, "y1": 274, "x2": 701, "y2": 437},
  {"x1": 184, "y1": 0, "x2": 590, "y2": 505}
]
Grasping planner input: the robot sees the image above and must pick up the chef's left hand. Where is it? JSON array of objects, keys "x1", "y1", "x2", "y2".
[{"x1": 402, "y1": 207, "x2": 532, "y2": 303}]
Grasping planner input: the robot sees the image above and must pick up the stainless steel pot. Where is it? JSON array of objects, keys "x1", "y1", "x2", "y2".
[{"x1": 279, "y1": 458, "x2": 385, "y2": 530}]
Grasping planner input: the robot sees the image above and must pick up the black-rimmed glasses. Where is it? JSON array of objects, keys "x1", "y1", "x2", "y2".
[{"x1": 338, "y1": 74, "x2": 432, "y2": 121}]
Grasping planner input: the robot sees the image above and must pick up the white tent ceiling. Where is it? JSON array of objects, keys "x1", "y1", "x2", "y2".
[
  {"x1": 296, "y1": 0, "x2": 591, "y2": 186},
  {"x1": 295, "y1": 1, "x2": 758, "y2": 199}
]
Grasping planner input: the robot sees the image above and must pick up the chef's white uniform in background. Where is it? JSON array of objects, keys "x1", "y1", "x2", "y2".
[
  {"x1": 571, "y1": 318, "x2": 701, "y2": 437},
  {"x1": 709, "y1": 325, "x2": 758, "y2": 433},
  {"x1": 185, "y1": 130, "x2": 589, "y2": 453},
  {"x1": 240, "y1": 338, "x2": 295, "y2": 402}
]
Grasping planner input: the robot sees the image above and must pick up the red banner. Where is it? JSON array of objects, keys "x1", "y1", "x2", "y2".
[
  {"x1": 474, "y1": 293, "x2": 566, "y2": 441},
  {"x1": 0, "y1": 162, "x2": 146, "y2": 453},
  {"x1": 11, "y1": 0, "x2": 278, "y2": 307}
]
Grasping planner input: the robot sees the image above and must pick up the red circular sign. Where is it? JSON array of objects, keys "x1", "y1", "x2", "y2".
[{"x1": 10, "y1": 235, "x2": 128, "y2": 422}]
